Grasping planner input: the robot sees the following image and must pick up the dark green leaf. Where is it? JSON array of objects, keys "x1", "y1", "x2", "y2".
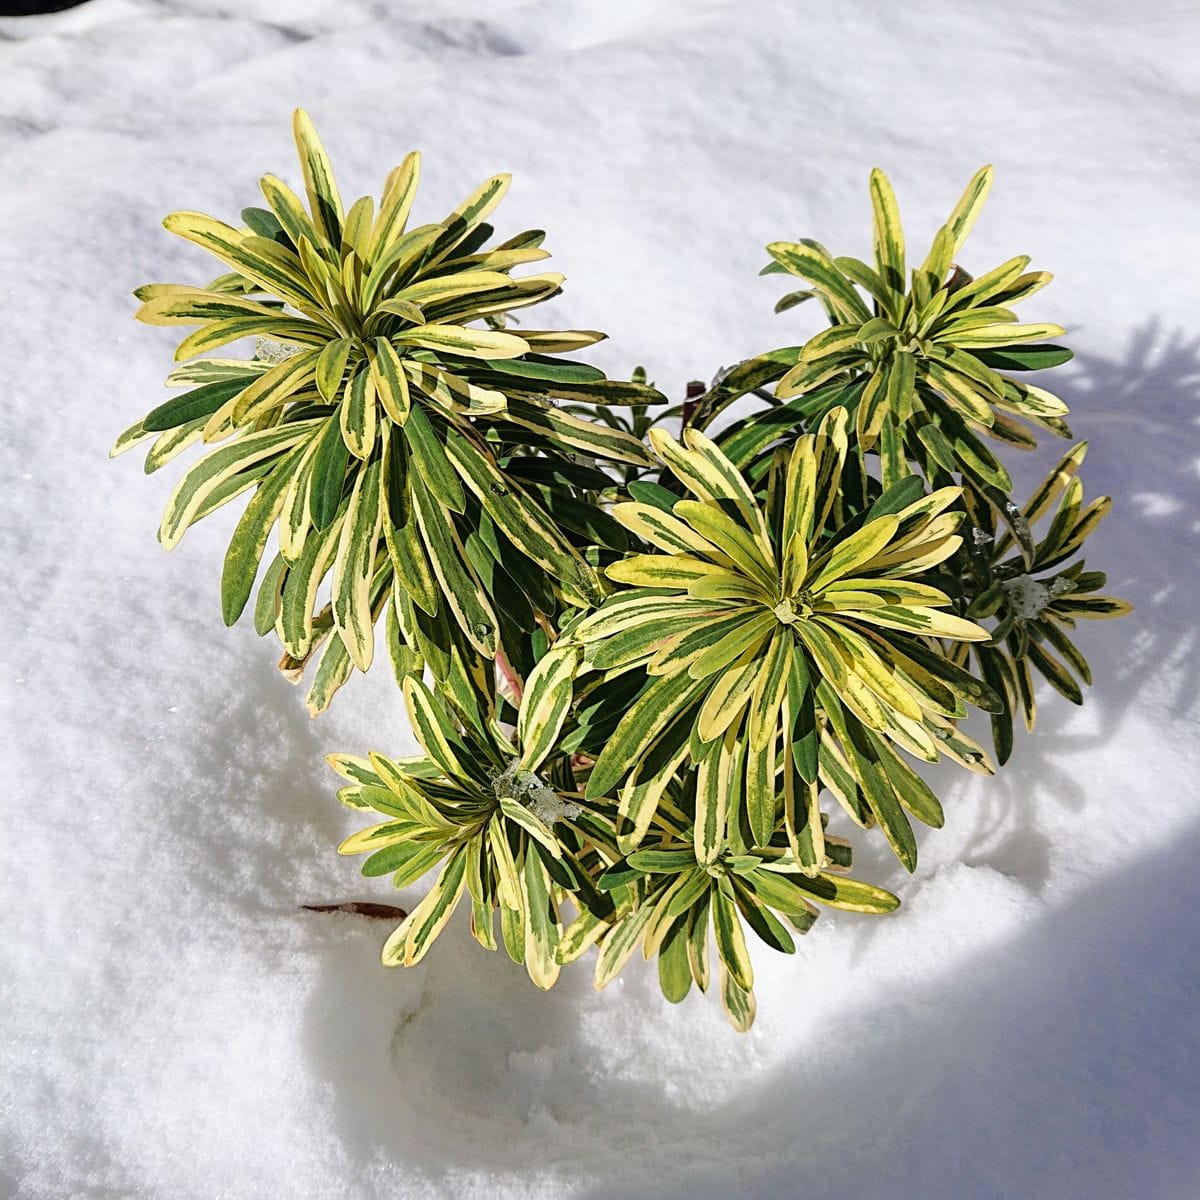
[
  {"x1": 974, "y1": 344, "x2": 1074, "y2": 372},
  {"x1": 309, "y1": 415, "x2": 351, "y2": 531},
  {"x1": 143, "y1": 377, "x2": 252, "y2": 432}
]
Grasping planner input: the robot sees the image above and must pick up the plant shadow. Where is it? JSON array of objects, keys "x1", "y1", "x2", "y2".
[
  {"x1": 571, "y1": 816, "x2": 1200, "y2": 1200},
  {"x1": 145, "y1": 615, "x2": 418, "y2": 925},
  {"x1": 840, "y1": 318, "x2": 1200, "y2": 951},
  {"x1": 283, "y1": 323, "x2": 1200, "y2": 1193}
]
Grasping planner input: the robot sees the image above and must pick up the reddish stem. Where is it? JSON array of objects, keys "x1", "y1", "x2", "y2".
[
  {"x1": 496, "y1": 647, "x2": 524, "y2": 704},
  {"x1": 301, "y1": 902, "x2": 408, "y2": 920}
]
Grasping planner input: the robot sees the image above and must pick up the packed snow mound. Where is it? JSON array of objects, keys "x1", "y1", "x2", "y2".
[{"x1": 2, "y1": 1, "x2": 1198, "y2": 1197}]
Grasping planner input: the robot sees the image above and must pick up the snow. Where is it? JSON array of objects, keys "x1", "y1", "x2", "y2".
[
  {"x1": 2, "y1": 0, "x2": 1198, "y2": 1196},
  {"x1": 492, "y1": 762, "x2": 581, "y2": 827}
]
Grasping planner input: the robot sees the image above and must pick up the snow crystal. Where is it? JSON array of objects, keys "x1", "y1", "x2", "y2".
[
  {"x1": 1003, "y1": 574, "x2": 1075, "y2": 619},
  {"x1": 1003, "y1": 574, "x2": 1053, "y2": 619},
  {"x1": 491, "y1": 761, "x2": 580, "y2": 826},
  {"x1": 1004, "y1": 501, "x2": 1033, "y2": 544},
  {"x1": 254, "y1": 336, "x2": 303, "y2": 364}
]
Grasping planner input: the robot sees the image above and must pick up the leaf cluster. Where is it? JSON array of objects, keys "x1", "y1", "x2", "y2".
[
  {"x1": 113, "y1": 110, "x2": 661, "y2": 714},
  {"x1": 118, "y1": 136, "x2": 1131, "y2": 1030}
]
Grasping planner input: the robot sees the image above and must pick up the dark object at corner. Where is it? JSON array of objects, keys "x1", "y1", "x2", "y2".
[{"x1": 0, "y1": 0, "x2": 92, "y2": 15}]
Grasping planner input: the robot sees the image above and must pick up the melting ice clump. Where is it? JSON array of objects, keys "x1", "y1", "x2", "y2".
[
  {"x1": 1002, "y1": 573, "x2": 1073, "y2": 619},
  {"x1": 491, "y1": 761, "x2": 580, "y2": 826},
  {"x1": 254, "y1": 337, "x2": 302, "y2": 364}
]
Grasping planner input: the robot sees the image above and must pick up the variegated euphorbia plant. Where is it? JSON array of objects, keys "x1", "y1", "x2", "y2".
[
  {"x1": 118, "y1": 134, "x2": 1129, "y2": 1030},
  {"x1": 954, "y1": 442, "x2": 1133, "y2": 763},
  {"x1": 113, "y1": 110, "x2": 659, "y2": 714},
  {"x1": 568, "y1": 421, "x2": 997, "y2": 875}
]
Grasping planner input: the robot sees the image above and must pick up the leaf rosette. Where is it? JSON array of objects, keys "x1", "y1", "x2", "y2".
[
  {"x1": 567, "y1": 410, "x2": 999, "y2": 871},
  {"x1": 954, "y1": 442, "x2": 1133, "y2": 762},
  {"x1": 575, "y1": 818, "x2": 899, "y2": 1032},
  {"x1": 113, "y1": 109, "x2": 662, "y2": 712},
  {"x1": 698, "y1": 167, "x2": 1075, "y2": 496},
  {"x1": 334, "y1": 649, "x2": 621, "y2": 988}
]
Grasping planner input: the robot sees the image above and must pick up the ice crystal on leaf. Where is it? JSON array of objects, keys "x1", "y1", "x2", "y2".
[{"x1": 490, "y1": 761, "x2": 580, "y2": 827}]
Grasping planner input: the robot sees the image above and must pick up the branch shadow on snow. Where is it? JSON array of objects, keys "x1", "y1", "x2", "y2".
[
  {"x1": 946, "y1": 318, "x2": 1200, "y2": 864},
  {"x1": 297, "y1": 818, "x2": 1200, "y2": 1199},
  {"x1": 294, "y1": 321, "x2": 1199, "y2": 1194},
  {"x1": 572, "y1": 818, "x2": 1200, "y2": 1200},
  {"x1": 822, "y1": 318, "x2": 1200, "y2": 960}
]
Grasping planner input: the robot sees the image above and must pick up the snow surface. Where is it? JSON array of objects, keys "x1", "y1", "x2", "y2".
[{"x1": 2, "y1": 1, "x2": 1199, "y2": 1196}]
